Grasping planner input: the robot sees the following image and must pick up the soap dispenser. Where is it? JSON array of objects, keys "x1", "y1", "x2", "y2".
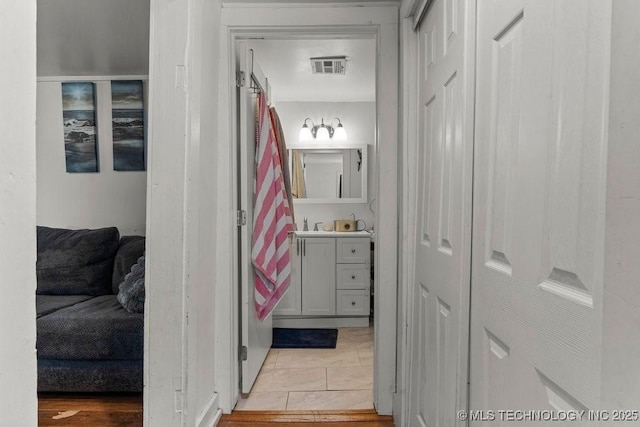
[{"x1": 303, "y1": 217, "x2": 309, "y2": 231}]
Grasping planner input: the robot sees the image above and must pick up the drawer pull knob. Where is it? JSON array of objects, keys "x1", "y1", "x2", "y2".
[
  {"x1": 351, "y1": 275, "x2": 356, "y2": 279},
  {"x1": 351, "y1": 301, "x2": 356, "y2": 306},
  {"x1": 351, "y1": 249, "x2": 356, "y2": 253}
]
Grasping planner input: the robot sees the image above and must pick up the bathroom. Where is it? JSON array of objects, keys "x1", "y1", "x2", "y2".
[
  {"x1": 238, "y1": 37, "x2": 378, "y2": 410},
  {"x1": 248, "y1": 38, "x2": 376, "y2": 235}
]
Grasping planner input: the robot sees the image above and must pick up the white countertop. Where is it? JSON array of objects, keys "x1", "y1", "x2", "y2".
[{"x1": 294, "y1": 230, "x2": 371, "y2": 238}]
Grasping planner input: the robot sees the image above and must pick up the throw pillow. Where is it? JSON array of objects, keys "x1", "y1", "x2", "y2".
[
  {"x1": 112, "y1": 235, "x2": 146, "y2": 294},
  {"x1": 117, "y1": 255, "x2": 145, "y2": 313},
  {"x1": 36, "y1": 226, "x2": 120, "y2": 295}
]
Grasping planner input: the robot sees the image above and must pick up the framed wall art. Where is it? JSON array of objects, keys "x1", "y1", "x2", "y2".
[
  {"x1": 62, "y1": 82, "x2": 99, "y2": 173},
  {"x1": 111, "y1": 80, "x2": 145, "y2": 171}
]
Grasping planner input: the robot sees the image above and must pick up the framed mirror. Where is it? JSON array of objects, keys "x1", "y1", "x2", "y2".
[{"x1": 288, "y1": 143, "x2": 368, "y2": 204}]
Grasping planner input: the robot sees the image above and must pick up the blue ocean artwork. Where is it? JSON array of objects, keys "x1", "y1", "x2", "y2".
[
  {"x1": 112, "y1": 81, "x2": 145, "y2": 171},
  {"x1": 62, "y1": 82, "x2": 99, "y2": 173}
]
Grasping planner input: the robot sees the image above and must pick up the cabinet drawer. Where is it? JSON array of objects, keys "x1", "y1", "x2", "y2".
[
  {"x1": 336, "y1": 238, "x2": 370, "y2": 264},
  {"x1": 336, "y1": 290, "x2": 370, "y2": 316},
  {"x1": 337, "y1": 264, "x2": 369, "y2": 290}
]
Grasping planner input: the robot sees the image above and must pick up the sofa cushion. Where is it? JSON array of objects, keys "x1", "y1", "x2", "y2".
[
  {"x1": 112, "y1": 235, "x2": 145, "y2": 294},
  {"x1": 36, "y1": 295, "x2": 93, "y2": 318},
  {"x1": 117, "y1": 255, "x2": 145, "y2": 313},
  {"x1": 37, "y1": 295, "x2": 143, "y2": 360},
  {"x1": 37, "y1": 226, "x2": 120, "y2": 296}
]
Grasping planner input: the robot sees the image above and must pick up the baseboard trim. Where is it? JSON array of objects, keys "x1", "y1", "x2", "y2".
[
  {"x1": 211, "y1": 408, "x2": 223, "y2": 427},
  {"x1": 196, "y1": 392, "x2": 221, "y2": 427}
]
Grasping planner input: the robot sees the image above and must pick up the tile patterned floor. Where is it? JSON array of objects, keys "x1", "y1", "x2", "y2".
[{"x1": 235, "y1": 326, "x2": 374, "y2": 411}]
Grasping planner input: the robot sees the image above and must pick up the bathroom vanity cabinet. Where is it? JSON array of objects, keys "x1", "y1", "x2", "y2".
[
  {"x1": 273, "y1": 232, "x2": 371, "y2": 327},
  {"x1": 301, "y1": 238, "x2": 336, "y2": 315}
]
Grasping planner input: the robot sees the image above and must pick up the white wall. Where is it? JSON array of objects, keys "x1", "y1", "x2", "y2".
[
  {"x1": 0, "y1": 1, "x2": 38, "y2": 425},
  {"x1": 36, "y1": 80, "x2": 147, "y2": 236},
  {"x1": 275, "y1": 101, "x2": 377, "y2": 230},
  {"x1": 186, "y1": 0, "x2": 223, "y2": 425},
  {"x1": 146, "y1": 0, "x2": 223, "y2": 425}
]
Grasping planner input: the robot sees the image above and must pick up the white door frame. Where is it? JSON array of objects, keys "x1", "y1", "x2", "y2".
[
  {"x1": 214, "y1": 5, "x2": 399, "y2": 415},
  {"x1": 396, "y1": 2, "x2": 427, "y2": 425},
  {"x1": 395, "y1": 7, "x2": 420, "y2": 427}
]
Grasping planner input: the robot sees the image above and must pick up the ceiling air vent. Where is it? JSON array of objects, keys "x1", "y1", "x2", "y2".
[{"x1": 310, "y1": 56, "x2": 346, "y2": 75}]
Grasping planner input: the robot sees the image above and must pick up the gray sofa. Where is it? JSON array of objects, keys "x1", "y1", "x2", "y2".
[{"x1": 36, "y1": 226, "x2": 145, "y2": 392}]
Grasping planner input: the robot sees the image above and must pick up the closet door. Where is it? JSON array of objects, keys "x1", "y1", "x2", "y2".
[
  {"x1": 470, "y1": 0, "x2": 610, "y2": 416},
  {"x1": 408, "y1": 0, "x2": 475, "y2": 425}
]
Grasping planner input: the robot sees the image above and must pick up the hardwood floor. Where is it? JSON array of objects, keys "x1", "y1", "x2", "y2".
[
  {"x1": 38, "y1": 393, "x2": 143, "y2": 427},
  {"x1": 219, "y1": 410, "x2": 395, "y2": 426},
  {"x1": 39, "y1": 395, "x2": 394, "y2": 426}
]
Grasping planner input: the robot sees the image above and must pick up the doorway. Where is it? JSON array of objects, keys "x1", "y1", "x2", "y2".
[
  {"x1": 219, "y1": 9, "x2": 399, "y2": 414},
  {"x1": 235, "y1": 35, "x2": 377, "y2": 411},
  {"x1": 34, "y1": 0, "x2": 149, "y2": 421}
]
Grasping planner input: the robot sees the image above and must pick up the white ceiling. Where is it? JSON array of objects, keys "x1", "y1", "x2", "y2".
[
  {"x1": 37, "y1": 0, "x2": 149, "y2": 77},
  {"x1": 247, "y1": 38, "x2": 376, "y2": 102}
]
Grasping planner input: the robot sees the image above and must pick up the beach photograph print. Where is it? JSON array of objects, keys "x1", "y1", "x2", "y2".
[
  {"x1": 62, "y1": 82, "x2": 99, "y2": 173},
  {"x1": 112, "y1": 80, "x2": 145, "y2": 171}
]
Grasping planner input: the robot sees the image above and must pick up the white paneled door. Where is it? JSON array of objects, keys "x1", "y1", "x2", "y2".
[
  {"x1": 408, "y1": 0, "x2": 475, "y2": 425},
  {"x1": 470, "y1": 0, "x2": 610, "y2": 418},
  {"x1": 237, "y1": 41, "x2": 272, "y2": 394}
]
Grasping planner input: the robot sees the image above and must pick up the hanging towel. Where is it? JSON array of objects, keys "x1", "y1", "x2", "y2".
[
  {"x1": 269, "y1": 107, "x2": 295, "y2": 224},
  {"x1": 252, "y1": 92, "x2": 293, "y2": 321}
]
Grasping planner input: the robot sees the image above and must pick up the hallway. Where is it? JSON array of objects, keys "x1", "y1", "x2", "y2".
[{"x1": 3, "y1": 0, "x2": 640, "y2": 425}]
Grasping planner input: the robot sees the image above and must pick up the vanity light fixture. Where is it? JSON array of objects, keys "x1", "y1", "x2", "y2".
[{"x1": 297, "y1": 117, "x2": 348, "y2": 142}]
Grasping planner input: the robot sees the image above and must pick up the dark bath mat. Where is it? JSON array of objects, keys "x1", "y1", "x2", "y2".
[{"x1": 272, "y1": 328, "x2": 338, "y2": 349}]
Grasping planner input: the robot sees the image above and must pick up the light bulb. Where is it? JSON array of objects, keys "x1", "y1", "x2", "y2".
[
  {"x1": 333, "y1": 124, "x2": 347, "y2": 141},
  {"x1": 299, "y1": 125, "x2": 313, "y2": 142},
  {"x1": 316, "y1": 126, "x2": 330, "y2": 141}
]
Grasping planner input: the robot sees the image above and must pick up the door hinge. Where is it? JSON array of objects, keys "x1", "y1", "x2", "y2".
[
  {"x1": 237, "y1": 210, "x2": 247, "y2": 226},
  {"x1": 236, "y1": 71, "x2": 245, "y2": 87},
  {"x1": 240, "y1": 345, "x2": 248, "y2": 361}
]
